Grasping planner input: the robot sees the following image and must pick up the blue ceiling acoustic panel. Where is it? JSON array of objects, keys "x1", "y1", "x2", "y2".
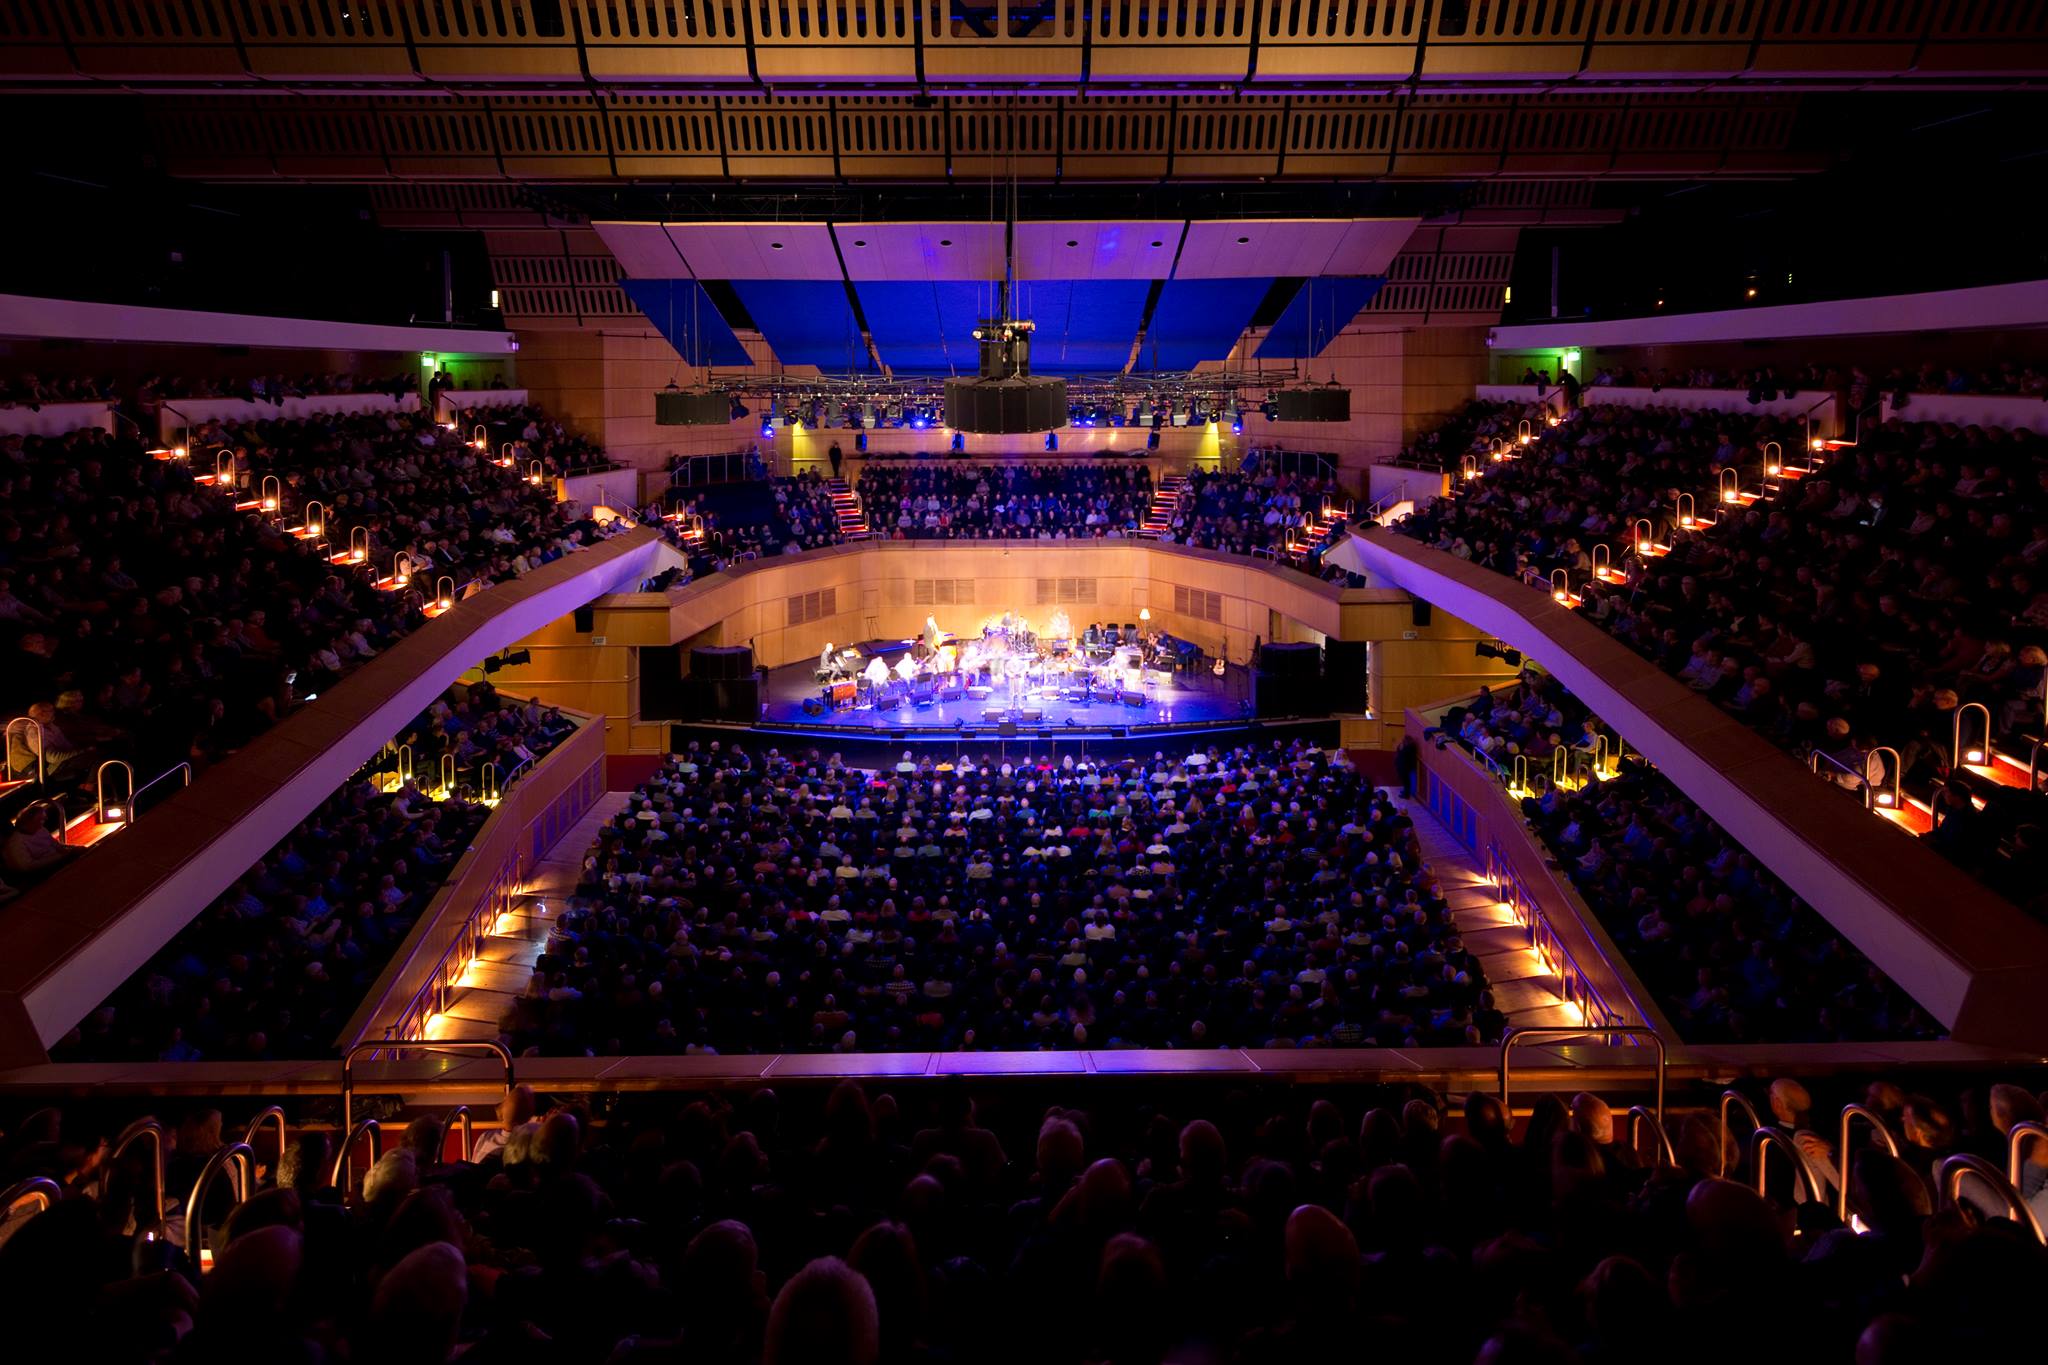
[
  {"x1": 855, "y1": 280, "x2": 1006, "y2": 372},
  {"x1": 1256, "y1": 277, "x2": 1387, "y2": 359},
  {"x1": 1004, "y1": 279, "x2": 1151, "y2": 373},
  {"x1": 729, "y1": 280, "x2": 874, "y2": 371},
  {"x1": 619, "y1": 278, "x2": 752, "y2": 367},
  {"x1": 1137, "y1": 277, "x2": 1272, "y2": 372}
]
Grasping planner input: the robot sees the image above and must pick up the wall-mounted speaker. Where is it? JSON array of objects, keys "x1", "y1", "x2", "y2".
[
  {"x1": 690, "y1": 645, "x2": 754, "y2": 679},
  {"x1": 1324, "y1": 640, "x2": 1371, "y2": 712},
  {"x1": 573, "y1": 605, "x2": 595, "y2": 633},
  {"x1": 1274, "y1": 386, "x2": 1351, "y2": 423},
  {"x1": 1411, "y1": 601, "x2": 1432, "y2": 628}
]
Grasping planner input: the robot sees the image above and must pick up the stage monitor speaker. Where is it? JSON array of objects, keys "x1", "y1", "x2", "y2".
[
  {"x1": 1121, "y1": 690, "x2": 1148, "y2": 707},
  {"x1": 1019, "y1": 708, "x2": 1044, "y2": 723},
  {"x1": 691, "y1": 644, "x2": 754, "y2": 680},
  {"x1": 1411, "y1": 601, "x2": 1432, "y2": 627},
  {"x1": 801, "y1": 696, "x2": 825, "y2": 717},
  {"x1": 1324, "y1": 640, "x2": 1371, "y2": 712},
  {"x1": 1257, "y1": 641, "x2": 1321, "y2": 679},
  {"x1": 573, "y1": 605, "x2": 595, "y2": 634},
  {"x1": 638, "y1": 644, "x2": 689, "y2": 721},
  {"x1": 709, "y1": 677, "x2": 761, "y2": 721},
  {"x1": 943, "y1": 375, "x2": 1068, "y2": 434},
  {"x1": 983, "y1": 708, "x2": 1008, "y2": 723},
  {"x1": 1274, "y1": 387, "x2": 1351, "y2": 422},
  {"x1": 999, "y1": 721, "x2": 1020, "y2": 737},
  {"x1": 654, "y1": 389, "x2": 731, "y2": 427}
]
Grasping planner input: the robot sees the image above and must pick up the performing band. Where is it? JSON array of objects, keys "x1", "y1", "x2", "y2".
[{"x1": 815, "y1": 611, "x2": 1201, "y2": 713}]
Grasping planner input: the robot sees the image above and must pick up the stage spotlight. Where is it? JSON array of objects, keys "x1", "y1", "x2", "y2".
[
  {"x1": 783, "y1": 408, "x2": 801, "y2": 426},
  {"x1": 856, "y1": 432, "x2": 868, "y2": 452},
  {"x1": 1146, "y1": 430, "x2": 1160, "y2": 450},
  {"x1": 1232, "y1": 408, "x2": 1245, "y2": 434},
  {"x1": 503, "y1": 649, "x2": 531, "y2": 666},
  {"x1": 729, "y1": 398, "x2": 750, "y2": 420},
  {"x1": 1045, "y1": 431, "x2": 1059, "y2": 451},
  {"x1": 951, "y1": 431, "x2": 966, "y2": 453},
  {"x1": 1261, "y1": 400, "x2": 1278, "y2": 421},
  {"x1": 759, "y1": 418, "x2": 775, "y2": 440},
  {"x1": 862, "y1": 403, "x2": 880, "y2": 428},
  {"x1": 483, "y1": 654, "x2": 502, "y2": 674}
]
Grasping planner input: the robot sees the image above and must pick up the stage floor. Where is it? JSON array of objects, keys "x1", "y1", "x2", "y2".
[{"x1": 763, "y1": 642, "x2": 1254, "y2": 735}]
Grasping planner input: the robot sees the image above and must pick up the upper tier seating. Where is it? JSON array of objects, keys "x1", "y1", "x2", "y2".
[
  {"x1": 0, "y1": 408, "x2": 619, "y2": 874},
  {"x1": 501, "y1": 738, "x2": 1503, "y2": 1055},
  {"x1": 52, "y1": 682, "x2": 575, "y2": 1062},
  {"x1": 1395, "y1": 398, "x2": 2048, "y2": 912},
  {"x1": 1435, "y1": 672, "x2": 1938, "y2": 1042},
  {"x1": 857, "y1": 463, "x2": 1153, "y2": 540},
  {"x1": 1, "y1": 1068, "x2": 2043, "y2": 1364}
]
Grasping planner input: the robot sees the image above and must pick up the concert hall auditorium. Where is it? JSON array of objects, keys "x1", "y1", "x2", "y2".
[{"x1": 5, "y1": 13, "x2": 2048, "y2": 1363}]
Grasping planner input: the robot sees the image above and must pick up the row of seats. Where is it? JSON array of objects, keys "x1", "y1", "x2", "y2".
[
  {"x1": 2, "y1": 1063, "x2": 2042, "y2": 1363},
  {"x1": 855, "y1": 463, "x2": 1155, "y2": 539},
  {"x1": 498, "y1": 738, "x2": 1499, "y2": 1056},
  {"x1": 1394, "y1": 398, "x2": 2048, "y2": 913}
]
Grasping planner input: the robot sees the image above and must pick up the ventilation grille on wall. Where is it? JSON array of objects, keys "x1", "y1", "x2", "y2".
[
  {"x1": 786, "y1": 587, "x2": 839, "y2": 625},
  {"x1": 912, "y1": 578, "x2": 976, "y2": 606},
  {"x1": 1036, "y1": 577, "x2": 1099, "y2": 605},
  {"x1": 1173, "y1": 585, "x2": 1225, "y2": 622}
]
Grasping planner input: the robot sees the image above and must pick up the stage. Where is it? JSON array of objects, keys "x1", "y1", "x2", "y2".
[{"x1": 763, "y1": 636, "x2": 1254, "y2": 734}]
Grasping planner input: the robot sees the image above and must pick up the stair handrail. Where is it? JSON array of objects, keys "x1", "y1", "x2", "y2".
[
  {"x1": 1717, "y1": 1089, "x2": 1766, "y2": 1177},
  {"x1": 241, "y1": 1106, "x2": 289, "y2": 1173},
  {"x1": 1, "y1": 1177, "x2": 63, "y2": 1220},
  {"x1": 330, "y1": 1118, "x2": 382, "y2": 1193},
  {"x1": 184, "y1": 1141, "x2": 253, "y2": 1264},
  {"x1": 2009, "y1": 1120, "x2": 2048, "y2": 1188},
  {"x1": 3, "y1": 715, "x2": 43, "y2": 785},
  {"x1": 1624, "y1": 1105, "x2": 1676, "y2": 1168},
  {"x1": 1938, "y1": 1153, "x2": 2046, "y2": 1244},
  {"x1": 1835, "y1": 1103, "x2": 1902, "y2": 1223},
  {"x1": 109, "y1": 1116, "x2": 168, "y2": 1235},
  {"x1": 442, "y1": 1105, "x2": 475, "y2": 1164},
  {"x1": 1498, "y1": 1025, "x2": 1665, "y2": 1126},
  {"x1": 1748, "y1": 1126, "x2": 1828, "y2": 1208}
]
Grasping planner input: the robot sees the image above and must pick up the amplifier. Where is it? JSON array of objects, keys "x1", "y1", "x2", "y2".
[{"x1": 1121, "y1": 690, "x2": 1148, "y2": 707}]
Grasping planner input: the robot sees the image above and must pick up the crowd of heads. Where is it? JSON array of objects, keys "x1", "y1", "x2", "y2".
[
  {"x1": 1, "y1": 406, "x2": 616, "y2": 878},
  {"x1": 54, "y1": 683, "x2": 576, "y2": 1063},
  {"x1": 143, "y1": 370, "x2": 420, "y2": 405},
  {"x1": 1527, "y1": 359, "x2": 2048, "y2": 404},
  {"x1": 856, "y1": 463, "x2": 1155, "y2": 540},
  {"x1": 1154, "y1": 465, "x2": 1360, "y2": 583},
  {"x1": 1395, "y1": 397, "x2": 2048, "y2": 906},
  {"x1": 4, "y1": 1067, "x2": 2046, "y2": 1365},
  {"x1": 0, "y1": 372, "x2": 120, "y2": 408},
  {"x1": 1441, "y1": 672, "x2": 1938, "y2": 1043},
  {"x1": 498, "y1": 737, "x2": 1503, "y2": 1056}
]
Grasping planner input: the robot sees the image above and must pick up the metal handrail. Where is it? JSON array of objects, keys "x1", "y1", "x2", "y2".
[
  {"x1": 184, "y1": 1141, "x2": 253, "y2": 1264},
  {"x1": 2010, "y1": 1120, "x2": 2048, "y2": 1189},
  {"x1": 129, "y1": 761, "x2": 193, "y2": 820},
  {"x1": 1498, "y1": 1026, "x2": 1665, "y2": 1126},
  {"x1": 341, "y1": 1039, "x2": 514, "y2": 1135},
  {"x1": 1953, "y1": 701, "x2": 1994, "y2": 769},
  {"x1": 1938, "y1": 1153, "x2": 2046, "y2": 1244},
  {"x1": 1809, "y1": 748, "x2": 1874, "y2": 809},
  {"x1": 3, "y1": 715, "x2": 43, "y2": 785},
  {"x1": 1717, "y1": 1090, "x2": 1766, "y2": 1178},
  {"x1": 1749, "y1": 1127, "x2": 1827, "y2": 1208},
  {"x1": 241, "y1": 1107, "x2": 289, "y2": 1173},
  {"x1": 1625, "y1": 1105, "x2": 1675, "y2": 1168},
  {"x1": 1, "y1": 1177, "x2": 62, "y2": 1219},
  {"x1": 110, "y1": 1117, "x2": 167, "y2": 1234},
  {"x1": 1836, "y1": 1103, "x2": 1901, "y2": 1223},
  {"x1": 442, "y1": 1106, "x2": 475, "y2": 1164},
  {"x1": 330, "y1": 1118, "x2": 381, "y2": 1193}
]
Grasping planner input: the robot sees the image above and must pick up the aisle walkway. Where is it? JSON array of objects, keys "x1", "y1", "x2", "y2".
[
  {"x1": 1400, "y1": 795, "x2": 1577, "y2": 1031},
  {"x1": 433, "y1": 791, "x2": 630, "y2": 1042}
]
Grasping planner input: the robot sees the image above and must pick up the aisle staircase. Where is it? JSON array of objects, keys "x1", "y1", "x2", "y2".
[
  {"x1": 427, "y1": 791, "x2": 630, "y2": 1042},
  {"x1": 1286, "y1": 496, "x2": 1351, "y2": 562},
  {"x1": 1400, "y1": 795, "x2": 1579, "y2": 1031},
  {"x1": 1139, "y1": 473, "x2": 1185, "y2": 537},
  {"x1": 828, "y1": 478, "x2": 870, "y2": 540}
]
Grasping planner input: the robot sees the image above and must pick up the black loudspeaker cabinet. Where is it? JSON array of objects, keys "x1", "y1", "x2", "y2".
[
  {"x1": 638, "y1": 644, "x2": 689, "y2": 721},
  {"x1": 1274, "y1": 387, "x2": 1351, "y2": 422},
  {"x1": 1411, "y1": 601, "x2": 1432, "y2": 628},
  {"x1": 1253, "y1": 671, "x2": 1320, "y2": 718},
  {"x1": 708, "y1": 676, "x2": 761, "y2": 722},
  {"x1": 944, "y1": 376, "x2": 1068, "y2": 434},
  {"x1": 655, "y1": 389, "x2": 731, "y2": 427},
  {"x1": 1323, "y1": 640, "x2": 1372, "y2": 712},
  {"x1": 1257, "y1": 640, "x2": 1321, "y2": 679},
  {"x1": 1121, "y1": 690, "x2": 1148, "y2": 707},
  {"x1": 690, "y1": 644, "x2": 755, "y2": 680},
  {"x1": 573, "y1": 605, "x2": 595, "y2": 634}
]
